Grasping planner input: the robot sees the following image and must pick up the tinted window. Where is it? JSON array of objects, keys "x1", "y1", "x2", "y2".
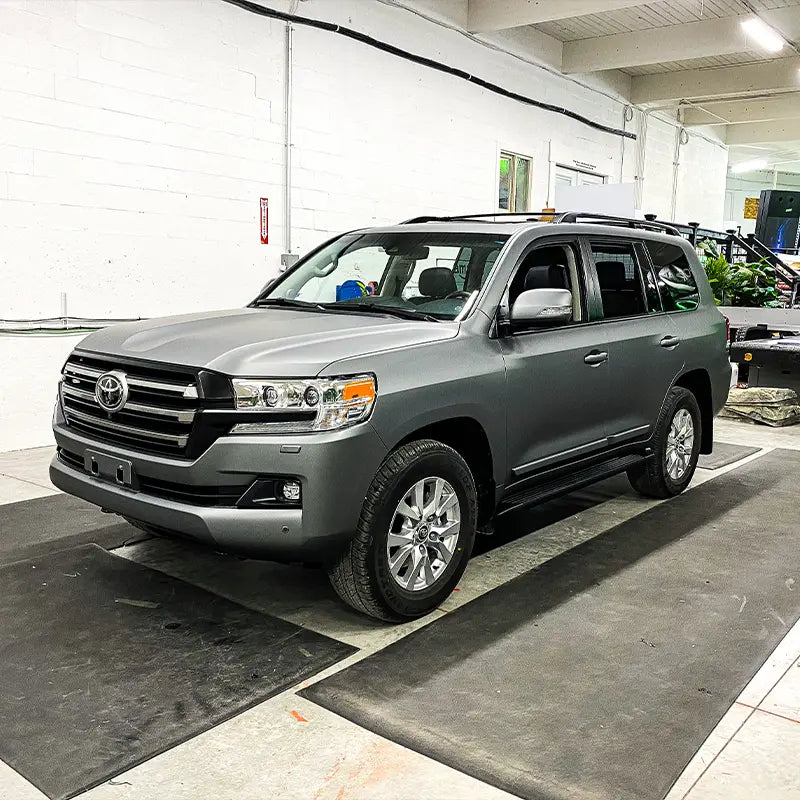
[
  {"x1": 590, "y1": 241, "x2": 648, "y2": 319},
  {"x1": 644, "y1": 241, "x2": 700, "y2": 312}
]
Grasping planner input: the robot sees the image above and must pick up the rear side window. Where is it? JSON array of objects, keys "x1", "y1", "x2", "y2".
[
  {"x1": 643, "y1": 241, "x2": 700, "y2": 312},
  {"x1": 589, "y1": 241, "x2": 656, "y2": 319}
]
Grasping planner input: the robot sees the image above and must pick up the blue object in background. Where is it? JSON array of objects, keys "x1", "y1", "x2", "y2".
[{"x1": 336, "y1": 280, "x2": 368, "y2": 301}]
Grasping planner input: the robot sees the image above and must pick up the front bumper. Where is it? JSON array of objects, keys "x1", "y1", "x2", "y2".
[{"x1": 50, "y1": 401, "x2": 388, "y2": 562}]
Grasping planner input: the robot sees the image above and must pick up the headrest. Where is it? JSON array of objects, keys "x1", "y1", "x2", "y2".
[
  {"x1": 419, "y1": 267, "x2": 457, "y2": 298},
  {"x1": 524, "y1": 264, "x2": 568, "y2": 291},
  {"x1": 596, "y1": 261, "x2": 628, "y2": 290}
]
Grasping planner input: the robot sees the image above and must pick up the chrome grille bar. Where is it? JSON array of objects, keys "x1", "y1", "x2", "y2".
[
  {"x1": 64, "y1": 406, "x2": 190, "y2": 447},
  {"x1": 64, "y1": 362, "x2": 196, "y2": 396},
  {"x1": 62, "y1": 384, "x2": 196, "y2": 424}
]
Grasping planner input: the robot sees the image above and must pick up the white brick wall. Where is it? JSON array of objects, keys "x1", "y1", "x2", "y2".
[{"x1": 0, "y1": 0, "x2": 728, "y2": 451}]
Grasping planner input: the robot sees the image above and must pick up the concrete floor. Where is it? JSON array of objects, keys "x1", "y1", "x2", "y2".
[{"x1": 1, "y1": 418, "x2": 799, "y2": 800}]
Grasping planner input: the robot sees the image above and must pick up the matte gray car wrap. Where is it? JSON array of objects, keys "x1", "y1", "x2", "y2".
[{"x1": 50, "y1": 220, "x2": 731, "y2": 565}]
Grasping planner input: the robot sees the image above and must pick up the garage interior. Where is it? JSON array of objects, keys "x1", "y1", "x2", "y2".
[{"x1": 2, "y1": 1, "x2": 800, "y2": 799}]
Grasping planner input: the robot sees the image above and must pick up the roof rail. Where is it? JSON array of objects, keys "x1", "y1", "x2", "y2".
[
  {"x1": 400, "y1": 211, "x2": 681, "y2": 235},
  {"x1": 400, "y1": 212, "x2": 554, "y2": 224},
  {"x1": 556, "y1": 212, "x2": 681, "y2": 236}
]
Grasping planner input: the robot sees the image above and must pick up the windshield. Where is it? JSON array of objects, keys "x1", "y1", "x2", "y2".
[{"x1": 258, "y1": 232, "x2": 510, "y2": 321}]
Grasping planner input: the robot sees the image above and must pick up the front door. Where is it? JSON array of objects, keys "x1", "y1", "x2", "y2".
[{"x1": 499, "y1": 238, "x2": 611, "y2": 488}]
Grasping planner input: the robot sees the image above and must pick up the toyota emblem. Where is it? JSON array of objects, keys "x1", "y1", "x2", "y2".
[{"x1": 95, "y1": 370, "x2": 129, "y2": 412}]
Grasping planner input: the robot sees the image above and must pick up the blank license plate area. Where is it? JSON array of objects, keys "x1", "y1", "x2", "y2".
[{"x1": 84, "y1": 450, "x2": 136, "y2": 488}]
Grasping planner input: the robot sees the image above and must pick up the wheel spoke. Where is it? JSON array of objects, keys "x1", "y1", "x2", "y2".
[
  {"x1": 406, "y1": 548, "x2": 425, "y2": 587},
  {"x1": 387, "y1": 530, "x2": 414, "y2": 548},
  {"x1": 435, "y1": 520, "x2": 460, "y2": 540},
  {"x1": 436, "y1": 491, "x2": 458, "y2": 516},
  {"x1": 413, "y1": 481, "x2": 425, "y2": 517},
  {"x1": 396, "y1": 499, "x2": 420, "y2": 523},
  {"x1": 422, "y1": 554, "x2": 435, "y2": 586},
  {"x1": 389, "y1": 544, "x2": 413, "y2": 579},
  {"x1": 430, "y1": 538, "x2": 454, "y2": 564},
  {"x1": 424, "y1": 478, "x2": 444, "y2": 519}
]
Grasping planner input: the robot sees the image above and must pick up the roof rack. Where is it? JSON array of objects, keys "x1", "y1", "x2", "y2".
[{"x1": 400, "y1": 211, "x2": 681, "y2": 236}]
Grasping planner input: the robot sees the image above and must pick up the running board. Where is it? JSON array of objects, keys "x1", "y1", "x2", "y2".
[{"x1": 496, "y1": 454, "x2": 648, "y2": 516}]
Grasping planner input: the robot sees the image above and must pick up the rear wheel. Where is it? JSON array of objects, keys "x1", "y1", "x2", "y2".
[
  {"x1": 327, "y1": 439, "x2": 477, "y2": 622},
  {"x1": 627, "y1": 386, "x2": 701, "y2": 498}
]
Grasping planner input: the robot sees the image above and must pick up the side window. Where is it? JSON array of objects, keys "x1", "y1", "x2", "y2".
[
  {"x1": 590, "y1": 241, "x2": 651, "y2": 319},
  {"x1": 508, "y1": 243, "x2": 583, "y2": 324},
  {"x1": 643, "y1": 241, "x2": 700, "y2": 312}
]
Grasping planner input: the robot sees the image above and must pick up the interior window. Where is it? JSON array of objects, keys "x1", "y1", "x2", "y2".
[
  {"x1": 590, "y1": 241, "x2": 649, "y2": 319},
  {"x1": 643, "y1": 241, "x2": 700, "y2": 312},
  {"x1": 508, "y1": 244, "x2": 582, "y2": 323}
]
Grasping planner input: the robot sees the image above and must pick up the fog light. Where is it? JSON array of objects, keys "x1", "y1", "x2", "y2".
[{"x1": 281, "y1": 480, "x2": 301, "y2": 502}]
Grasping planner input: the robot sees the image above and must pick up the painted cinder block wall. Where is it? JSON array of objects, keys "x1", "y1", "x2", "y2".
[{"x1": 0, "y1": 0, "x2": 728, "y2": 451}]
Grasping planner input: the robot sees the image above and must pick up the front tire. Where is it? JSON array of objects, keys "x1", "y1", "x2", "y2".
[
  {"x1": 627, "y1": 386, "x2": 701, "y2": 499},
  {"x1": 327, "y1": 439, "x2": 477, "y2": 622}
]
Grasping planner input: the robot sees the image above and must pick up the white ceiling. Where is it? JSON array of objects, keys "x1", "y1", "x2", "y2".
[{"x1": 458, "y1": 0, "x2": 800, "y2": 172}]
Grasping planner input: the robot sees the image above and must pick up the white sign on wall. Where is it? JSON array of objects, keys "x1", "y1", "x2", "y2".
[{"x1": 555, "y1": 182, "x2": 636, "y2": 218}]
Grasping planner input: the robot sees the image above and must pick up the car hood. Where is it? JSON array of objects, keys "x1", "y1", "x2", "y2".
[{"x1": 76, "y1": 308, "x2": 458, "y2": 376}]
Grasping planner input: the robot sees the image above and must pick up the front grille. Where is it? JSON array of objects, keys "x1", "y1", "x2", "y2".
[{"x1": 61, "y1": 355, "x2": 200, "y2": 457}]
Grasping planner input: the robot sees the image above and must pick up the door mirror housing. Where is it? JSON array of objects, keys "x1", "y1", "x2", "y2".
[{"x1": 510, "y1": 288, "x2": 573, "y2": 325}]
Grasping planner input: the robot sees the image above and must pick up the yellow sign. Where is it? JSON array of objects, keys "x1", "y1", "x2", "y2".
[{"x1": 744, "y1": 197, "x2": 759, "y2": 220}]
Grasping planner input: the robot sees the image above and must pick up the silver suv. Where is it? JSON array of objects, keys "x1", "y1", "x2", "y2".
[{"x1": 51, "y1": 213, "x2": 731, "y2": 621}]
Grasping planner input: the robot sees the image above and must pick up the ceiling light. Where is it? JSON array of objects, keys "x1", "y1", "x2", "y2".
[
  {"x1": 730, "y1": 158, "x2": 769, "y2": 173},
  {"x1": 741, "y1": 17, "x2": 785, "y2": 53}
]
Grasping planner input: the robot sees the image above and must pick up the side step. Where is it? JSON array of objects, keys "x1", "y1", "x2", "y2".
[{"x1": 496, "y1": 453, "x2": 648, "y2": 516}]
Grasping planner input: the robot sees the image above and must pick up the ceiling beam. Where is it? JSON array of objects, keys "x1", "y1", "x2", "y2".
[
  {"x1": 466, "y1": 0, "x2": 649, "y2": 33},
  {"x1": 563, "y1": 17, "x2": 765, "y2": 73},
  {"x1": 726, "y1": 121, "x2": 800, "y2": 146},
  {"x1": 631, "y1": 58, "x2": 800, "y2": 104},
  {"x1": 683, "y1": 94, "x2": 800, "y2": 126}
]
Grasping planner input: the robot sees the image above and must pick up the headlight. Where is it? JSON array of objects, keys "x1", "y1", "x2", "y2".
[{"x1": 230, "y1": 374, "x2": 376, "y2": 434}]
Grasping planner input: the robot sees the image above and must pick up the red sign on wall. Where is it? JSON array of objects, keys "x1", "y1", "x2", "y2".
[{"x1": 260, "y1": 197, "x2": 269, "y2": 244}]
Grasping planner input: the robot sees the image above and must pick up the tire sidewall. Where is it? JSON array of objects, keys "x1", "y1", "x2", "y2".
[
  {"x1": 658, "y1": 388, "x2": 701, "y2": 494},
  {"x1": 365, "y1": 448, "x2": 477, "y2": 619}
]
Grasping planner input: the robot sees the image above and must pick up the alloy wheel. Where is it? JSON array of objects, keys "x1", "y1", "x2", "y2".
[{"x1": 386, "y1": 476, "x2": 461, "y2": 591}]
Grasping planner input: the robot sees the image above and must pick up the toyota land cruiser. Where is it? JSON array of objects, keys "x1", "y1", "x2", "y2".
[{"x1": 51, "y1": 212, "x2": 731, "y2": 621}]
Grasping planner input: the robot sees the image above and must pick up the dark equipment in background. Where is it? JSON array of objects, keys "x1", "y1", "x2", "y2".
[{"x1": 755, "y1": 190, "x2": 800, "y2": 254}]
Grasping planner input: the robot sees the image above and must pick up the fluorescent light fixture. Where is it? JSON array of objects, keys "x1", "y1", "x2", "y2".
[
  {"x1": 730, "y1": 158, "x2": 769, "y2": 173},
  {"x1": 741, "y1": 17, "x2": 785, "y2": 53}
]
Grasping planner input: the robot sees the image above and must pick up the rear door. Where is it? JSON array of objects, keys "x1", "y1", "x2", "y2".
[{"x1": 582, "y1": 237, "x2": 685, "y2": 445}]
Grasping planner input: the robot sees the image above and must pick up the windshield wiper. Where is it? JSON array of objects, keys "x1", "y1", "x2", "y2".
[
  {"x1": 322, "y1": 302, "x2": 441, "y2": 323},
  {"x1": 252, "y1": 297, "x2": 328, "y2": 311}
]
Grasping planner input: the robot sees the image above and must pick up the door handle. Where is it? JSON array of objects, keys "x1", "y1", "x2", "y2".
[
  {"x1": 660, "y1": 335, "x2": 681, "y2": 348},
  {"x1": 584, "y1": 351, "x2": 609, "y2": 366}
]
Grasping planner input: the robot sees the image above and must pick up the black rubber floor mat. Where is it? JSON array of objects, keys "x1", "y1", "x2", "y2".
[
  {"x1": 698, "y1": 441, "x2": 761, "y2": 469},
  {"x1": 303, "y1": 449, "x2": 800, "y2": 800},
  {"x1": 0, "y1": 545, "x2": 356, "y2": 800},
  {"x1": 0, "y1": 494, "x2": 147, "y2": 565}
]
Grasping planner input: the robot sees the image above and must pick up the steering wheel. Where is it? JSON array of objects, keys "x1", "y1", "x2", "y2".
[{"x1": 444, "y1": 291, "x2": 472, "y2": 300}]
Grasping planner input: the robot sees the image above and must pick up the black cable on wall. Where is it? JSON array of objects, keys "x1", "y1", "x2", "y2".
[{"x1": 222, "y1": 0, "x2": 636, "y2": 141}]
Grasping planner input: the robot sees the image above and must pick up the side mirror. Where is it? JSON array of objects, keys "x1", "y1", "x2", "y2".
[{"x1": 510, "y1": 288, "x2": 573, "y2": 325}]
